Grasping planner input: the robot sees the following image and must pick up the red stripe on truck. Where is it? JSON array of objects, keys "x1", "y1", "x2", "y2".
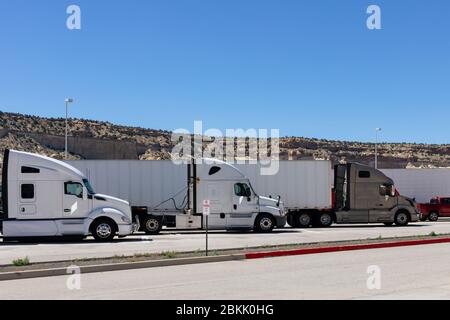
[{"x1": 245, "y1": 237, "x2": 450, "y2": 259}]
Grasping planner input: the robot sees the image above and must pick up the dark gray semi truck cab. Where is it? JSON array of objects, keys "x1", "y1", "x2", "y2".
[{"x1": 334, "y1": 163, "x2": 419, "y2": 226}]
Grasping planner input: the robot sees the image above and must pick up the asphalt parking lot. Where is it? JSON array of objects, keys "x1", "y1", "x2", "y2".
[
  {"x1": 1, "y1": 220, "x2": 450, "y2": 265},
  {"x1": 2, "y1": 242, "x2": 450, "y2": 300}
]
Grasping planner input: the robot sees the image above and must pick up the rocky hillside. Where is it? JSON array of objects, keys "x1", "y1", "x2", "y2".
[{"x1": 0, "y1": 111, "x2": 449, "y2": 169}]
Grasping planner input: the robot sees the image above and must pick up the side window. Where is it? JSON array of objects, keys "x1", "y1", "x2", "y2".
[
  {"x1": 21, "y1": 166, "x2": 40, "y2": 174},
  {"x1": 234, "y1": 183, "x2": 251, "y2": 197},
  {"x1": 379, "y1": 185, "x2": 387, "y2": 196},
  {"x1": 443, "y1": 198, "x2": 450, "y2": 205},
  {"x1": 380, "y1": 184, "x2": 394, "y2": 197},
  {"x1": 21, "y1": 184, "x2": 35, "y2": 199},
  {"x1": 65, "y1": 182, "x2": 83, "y2": 198},
  {"x1": 208, "y1": 166, "x2": 221, "y2": 176},
  {"x1": 359, "y1": 171, "x2": 371, "y2": 178}
]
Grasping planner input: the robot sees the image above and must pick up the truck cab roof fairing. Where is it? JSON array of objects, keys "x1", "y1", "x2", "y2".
[
  {"x1": 197, "y1": 158, "x2": 247, "y2": 181},
  {"x1": 8, "y1": 150, "x2": 87, "y2": 182},
  {"x1": 351, "y1": 163, "x2": 394, "y2": 185}
]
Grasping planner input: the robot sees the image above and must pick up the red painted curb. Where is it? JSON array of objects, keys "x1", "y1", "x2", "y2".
[{"x1": 245, "y1": 237, "x2": 450, "y2": 260}]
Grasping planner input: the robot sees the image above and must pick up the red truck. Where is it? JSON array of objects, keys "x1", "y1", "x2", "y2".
[{"x1": 418, "y1": 197, "x2": 450, "y2": 222}]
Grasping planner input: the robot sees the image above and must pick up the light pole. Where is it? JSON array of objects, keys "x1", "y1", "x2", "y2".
[
  {"x1": 375, "y1": 128, "x2": 382, "y2": 169},
  {"x1": 65, "y1": 98, "x2": 74, "y2": 159}
]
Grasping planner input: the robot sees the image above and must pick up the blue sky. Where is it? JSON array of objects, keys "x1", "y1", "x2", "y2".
[{"x1": 0, "y1": 0, "x2": 449, "y2": 143}]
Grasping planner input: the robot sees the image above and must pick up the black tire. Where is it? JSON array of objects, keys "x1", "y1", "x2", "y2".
[
  {"x1": 315, "y1": 212, "x2": 333, "y2": 228},
  {"x1": 295, "y1": 212, "x2": 312, "y2": 228},
  {"x1": 394, "y1": 211, "x2": 410, "y2": 227},
  {"x1": 254, "y1": 214, "x2": 275, "y2": 233},
  {"x1": 91, "y1": 218, "x2": 117, "y2": 242},
  {"x1": 384, "y1": 222, "x2": 394, "y2": 227},
  {"x1": 428, "y1": 211, "x2": 439, "y2": 222},
  {"x1": 142, "y1": 216, "x2": 163, "y2": 235}
]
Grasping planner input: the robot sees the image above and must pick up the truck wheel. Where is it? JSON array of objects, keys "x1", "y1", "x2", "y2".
[
  {"x1": 254, "y1": 214, "x2": 275, "y2": 233},
  {"x1": 317, "y1": 213, "x2": 333, "y2": 228},
  {"x1": 296, "y1": 213, "x2": 312, "y2": 228},
  {"x1": 142, "y1": 216, "x2": 163, "y2": 235},
  {"x1": 91, "y1": 219, "x2": 117, "y2": 242},
  {"x1": 428, "y1": 212, "x2": 439, "y2": 222},
  {"x1": 394, "y1": 211, "x2": 410, "y2": 227}
]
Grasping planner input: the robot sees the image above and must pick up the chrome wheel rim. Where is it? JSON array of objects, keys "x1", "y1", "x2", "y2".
[
  {"x1": 260, "y1": 217, "x2": 273, "y2": 230},
  {"x1": 96, "y1": 223, "x2": 112, "y2": 238},
  {"x1": 430, "y1": 213, "x2": 438, "y2": 221}
]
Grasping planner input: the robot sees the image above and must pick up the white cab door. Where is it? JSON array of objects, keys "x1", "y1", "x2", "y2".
[
  {"x1": 18, "y1": 182, "x2": 37, "y2": 217},
  {"x1": 62, "y1": 182, "x2": 89, "y2": 218},
  {"x1": 228, "y1": 182, "x2": 258, "y2": 228}
]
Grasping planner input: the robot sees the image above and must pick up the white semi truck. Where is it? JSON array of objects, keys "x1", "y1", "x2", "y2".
[
  {"x1": 67, "y1": 158, "x2": 286, "y2": 234},
  {"x1": 0, "y1": 150, "x2": 136, "y2": 242},
  {"x1": 67, "y1": 159, "x2": 419, "y2": 234}
]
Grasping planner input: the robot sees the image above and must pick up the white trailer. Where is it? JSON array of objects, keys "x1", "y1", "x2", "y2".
[
  {"x1": 0, "y1": 150, "x2": 136, "y2": 242},
  {"x1": 382, "y1": 169, "x2": 450, "y2": 203},
  {"x1": 67, "y1": 160, "x2": 333, "y2": 211},
  {"x1": 234, "y1": 161, "x2": 333, "y2": 211},
  {"x1": 67, "y1": 159, "x2": 286, "y2": 234}
]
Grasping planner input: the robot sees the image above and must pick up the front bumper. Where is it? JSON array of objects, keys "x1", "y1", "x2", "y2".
[{"x1": 117, "y1": 223, "x2": 136, "y2": 236}]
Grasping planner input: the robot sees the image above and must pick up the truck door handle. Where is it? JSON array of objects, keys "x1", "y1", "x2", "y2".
[
  {"x1": 233, "y1": 205, "x2": 237, "y2": 210},
  {"x1": 21, "y1": 208, "x2": 25, "y2": 212},
  {"x1": 64, "y1": 209, "x2": 71, "y2": 213}
]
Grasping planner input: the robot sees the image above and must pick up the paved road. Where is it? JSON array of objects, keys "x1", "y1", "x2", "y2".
[
  {"x1": 1, "y1": 221, "x2": 450, "y2": 265},
  {"x1": 1, "y1": 243, "x2": 450, "y2": 300}
]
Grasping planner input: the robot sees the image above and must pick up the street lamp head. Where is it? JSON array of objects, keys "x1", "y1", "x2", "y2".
[
  {"x1": 65, "y1": 98, "x2": 74, "y2": 104},
  {"x1": 375, "y1": 128, "x2": 382, "y2": 132}
]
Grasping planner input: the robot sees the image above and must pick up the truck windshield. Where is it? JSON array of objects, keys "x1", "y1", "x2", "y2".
[
  {"x1": 83, "y1": 179, "x2": 96, "y2": 195},
  {"x1": 248, "y1": 182, "x2": 258, "y2": 197}
]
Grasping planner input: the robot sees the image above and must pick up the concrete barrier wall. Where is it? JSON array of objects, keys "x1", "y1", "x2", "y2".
[{"x1": 13, "y1": 131, "x2": 146, "y2": 160}]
